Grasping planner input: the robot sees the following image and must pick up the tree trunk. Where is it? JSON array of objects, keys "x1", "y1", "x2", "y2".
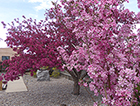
[
  {"x1": 72, "y1": 78, "x2": 80, "y2": 95},
  {"x1": 64, "y1": 67, "x2": 81, "y2": 95}
]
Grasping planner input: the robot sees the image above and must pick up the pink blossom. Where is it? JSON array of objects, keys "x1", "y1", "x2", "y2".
[
  {"x1": 0, "y1": 76, "x2": 3, "y2": 81},
  {"x1": 1, "y1": 0, "x2": 140, "y2": 105},
  {"x1": 83, "y1": 83, "x2": 88, "y2": 87}
]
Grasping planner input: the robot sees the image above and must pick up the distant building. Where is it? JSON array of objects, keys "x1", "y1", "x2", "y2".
[
  {"x1": 0, "y1": 48, "x2": 16, "y2": 71},
  {"x1": 0, "y1": 48, "x2": 15, "y2": 62}
]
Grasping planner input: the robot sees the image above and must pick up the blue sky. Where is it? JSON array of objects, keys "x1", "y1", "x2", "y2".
[
  {"x1": 0, "y1": 0, "x2": 56, "y2": 47},
  {"x1": 0, "y1": 0, "x2": 140, "y2": 47}
]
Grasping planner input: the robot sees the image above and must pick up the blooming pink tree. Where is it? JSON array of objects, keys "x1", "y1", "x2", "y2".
[
  {"x1": 57, "y1": 0, "x2": 140, "y2": 105},
  {"x1": 1, "y1": 0, "x2": 140, "y2": 105},
  {"x1": 0, "y1": 1, "x2": 86, "y2": 95}
]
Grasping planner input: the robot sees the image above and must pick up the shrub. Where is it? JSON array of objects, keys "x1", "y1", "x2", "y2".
[
  {"x1": 50, "y1": 69, "x2": 60, "y2": 78},
  {"x1": 30, "y1": 71, "x2": 37, "y2": 78}
]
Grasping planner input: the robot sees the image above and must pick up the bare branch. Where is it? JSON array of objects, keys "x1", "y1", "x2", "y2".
[{"x1": 80, "y1": 72, "x2": 87, "y2": 80}]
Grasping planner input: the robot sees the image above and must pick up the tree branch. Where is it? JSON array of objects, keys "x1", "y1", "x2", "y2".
[
  {"x1": 72, "y1": 68, "x2": 79, "y2": 77},
  {"x1": 80, "y1": 72, "x2": 87, "y2": 80},
  {"x1": 65, "y1": 67, "x2": 76, "y2": 79}
]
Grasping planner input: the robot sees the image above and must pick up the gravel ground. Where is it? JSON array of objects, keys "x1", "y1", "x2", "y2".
[{"x1": 0, "y1": 75, "x2": 104, "y2": 106}]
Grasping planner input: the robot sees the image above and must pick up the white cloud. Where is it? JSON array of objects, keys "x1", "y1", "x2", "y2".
[
  {"x1": 28, "y1": 0, "x2": 59, "y2": 11},
  {"x1": 29, "y1": 13, "x2": 38, "y2": 18},
  {"x1": 7, "y1": 0, "x2": 27, "y2": 2},
  {"x1": 28, "y1": 0, "x2": 44, "y2": 3},
  {"x1": 35, "y1": 1, "x2": 49, "y2": 11}
]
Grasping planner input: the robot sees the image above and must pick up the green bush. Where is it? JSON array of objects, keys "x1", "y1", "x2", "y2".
[
  {"x1": 40, "y1": 66, "x2": 49, "y2": 70},
  {"x1": 50, "y1": 69, "x2": 60, "y2": 78},
  {"x1": 30, "y1": 71, "x2": 37, "y2": 78}
]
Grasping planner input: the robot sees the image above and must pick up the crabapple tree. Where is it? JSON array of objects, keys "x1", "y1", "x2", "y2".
[
  {"x1": 57, "y1": 0, "x2": 140, "y2": 105},
  {"x1": 0, "y1": 1, "x2": 85, "y2": 95},
  {"x1": 1, "y1": 0, "x2": 140, "y2": 105}
]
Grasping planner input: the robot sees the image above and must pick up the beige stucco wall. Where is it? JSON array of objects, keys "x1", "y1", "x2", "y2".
[{"x1": 0, "y1": 48, "x2": 16, "y2": 62}]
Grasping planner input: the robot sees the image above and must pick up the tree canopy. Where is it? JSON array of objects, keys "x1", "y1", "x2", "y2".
[{"x1": 1, "y1": 0, "x2": 140, "y2": 105}]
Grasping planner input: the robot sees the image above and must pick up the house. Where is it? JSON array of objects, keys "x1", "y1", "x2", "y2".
[
  {"x1": 0, "y1": 48, "x2": 16, "y2": 71},
  {"x1": 0, "y1": 48, "x2": 15, "y2": 62}
]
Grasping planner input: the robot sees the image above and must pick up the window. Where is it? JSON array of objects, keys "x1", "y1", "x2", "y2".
[{"x1": 2, "y1": 56, "x2": 10, "y2": 61}]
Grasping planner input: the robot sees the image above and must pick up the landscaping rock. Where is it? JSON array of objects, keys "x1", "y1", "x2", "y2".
[{"x1": 36, "y1": 69, "x2": 50, "y2": 81}]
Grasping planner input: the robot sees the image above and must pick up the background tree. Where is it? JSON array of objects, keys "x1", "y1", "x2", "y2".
[{"x1": 1, "y1": 1, "x2": 86, "y2": 95}]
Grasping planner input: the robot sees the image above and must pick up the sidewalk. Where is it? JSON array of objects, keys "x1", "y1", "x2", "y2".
[{"x1": 5, "y1": 76, "x2": 28, "y2": 93}]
